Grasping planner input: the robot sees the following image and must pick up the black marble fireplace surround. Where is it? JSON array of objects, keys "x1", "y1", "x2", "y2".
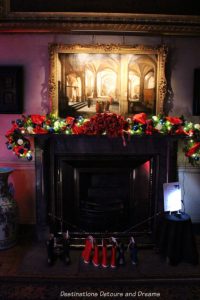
[{"x1": 35, "y1": 135, "x2": 177, "y2": 242}]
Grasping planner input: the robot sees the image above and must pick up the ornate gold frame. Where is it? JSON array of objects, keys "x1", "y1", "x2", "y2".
[
  {"x1": 1, "y1": 0, "x2": 200, "y2": 35},
  {"x1": 49, "y1": 44, "x2": 167, "y2": 116}
]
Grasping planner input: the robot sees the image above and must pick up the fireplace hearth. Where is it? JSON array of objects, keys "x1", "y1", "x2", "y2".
[{"x1": 35, "y1": 135, "x2": 177, "y2": 243}]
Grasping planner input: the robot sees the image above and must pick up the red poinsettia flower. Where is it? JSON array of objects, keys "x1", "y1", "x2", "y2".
[
  {"x1": 175, "y1": 128, "x2": 194, "y2": 136},
  {"x1": 146, "y1": 125, "x2": 153, "y2": 135},
  {"x1": 5, "y1": 123, "x2": 18, "y2": 137},
  {"x1": 166, "y1": 116, "x2": 183, "y2": 125},
  {"x1": 13, "y1": 146, "x2": 27, "y2": 156},
  {"x1": 123, "y1": 120, "x2": 130, "y2": 131},
  {"x1": 31, "y1": 115, "x2": 46, "y2": 125},
  {"x1": 66, "y1": 116, "x2": 75, "y2": 125},
  {"x1": 175, "y1": 128, "x2": 187, "y2": 135},
  {"x1": 82, "y1": 120, "x2": 96, "y2": 135},
  {"x1": 8, "y1": 137, "x2": 14, "y2": 143},
  {"x1": 45, "y1": 119, "x2": 52, "y2": 126},
  {"x1": 186, "y1": 142, "x2": 200, "y2": 157},
  {"x1": 33, "y1": 126, "x2": 48, "y2": 134},
  {"x1": 72, "y1": 124, "x2": 85, "y2": 135},
  {"x1": 133, "y1": 113, "x2": 147, "y2": 125}
]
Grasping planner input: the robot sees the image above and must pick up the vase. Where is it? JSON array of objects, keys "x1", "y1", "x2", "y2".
[{"x1": 0, "y1": 167, "x2": 18, "y2": 249}]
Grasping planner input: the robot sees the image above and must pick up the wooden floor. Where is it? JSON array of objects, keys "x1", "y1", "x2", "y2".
[{"x1": 0, "y1": 242, "x2": 30, "y2": 276}]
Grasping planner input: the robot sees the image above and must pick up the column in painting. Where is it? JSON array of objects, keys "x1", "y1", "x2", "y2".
[
  {"x1": 119, "y1": 55, "x2": 129, "y2": 114},
  {"x1": 0, "y1": 167, "x2": 18, "y2": 249}
]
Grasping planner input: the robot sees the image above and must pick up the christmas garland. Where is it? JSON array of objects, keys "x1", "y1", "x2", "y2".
[{"x1": 5, "y1": 112, "x2": 200, "y2": 164}]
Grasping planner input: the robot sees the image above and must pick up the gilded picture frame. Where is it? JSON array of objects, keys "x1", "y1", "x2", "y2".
[
  {"x1": 49, "y1": 44, "x2": 167, "y2": 117},
  {"x1": 1, "y1": 1, "x2": 200, "y2": 35}
]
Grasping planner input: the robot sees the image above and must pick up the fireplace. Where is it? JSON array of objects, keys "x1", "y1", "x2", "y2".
[
  {"x1": 35, "y1": 135, "x2": 177, "y2": 242},
  {"x1": 52, "y1": 155, "x2": 153, "y2": 234}
]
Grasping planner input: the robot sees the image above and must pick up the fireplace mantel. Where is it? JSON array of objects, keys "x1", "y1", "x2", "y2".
[{"x1": 34, "y1": 135, "x2": 178, "y2": 241}]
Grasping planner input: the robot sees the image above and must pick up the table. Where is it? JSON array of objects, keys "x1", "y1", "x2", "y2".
[{"x1": 158, "y1": 212, "x2": 199, "y2": 265}]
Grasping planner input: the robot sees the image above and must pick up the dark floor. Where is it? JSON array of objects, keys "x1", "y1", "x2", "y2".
[
  {"x1": 0, "y1": 238, "x2": 199, "y2": 279},
  {"x1": 18, "y1": 243, "x2": 200, "y2": 280},
  {"x1": 0, "y1": 235, "x2": 200, "y2": 300}
]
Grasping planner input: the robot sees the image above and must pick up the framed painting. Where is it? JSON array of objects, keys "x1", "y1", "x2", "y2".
[
  {"x1": 2, "y1": 1, "x2": 199, "y2": 35},
  {"x1": 7, "y1": 0, "x2": 200, "y2": 16},
  {"x1": 193, "y1": 68, "x2": 200, "y2": 115},
  {"x1": 0, "y1": 66, "x2": 23, "y2": 114},
  {"x1": 49, "y1": 44, "x2": 167, "y2": 118}
]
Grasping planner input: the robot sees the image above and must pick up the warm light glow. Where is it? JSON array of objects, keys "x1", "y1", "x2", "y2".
[
  {"x1": 97, "y1": 69, "x2": 117, "y2": 97},
  {"x1": 163, "y1": 182, "x2": 182, "y2": 212},
  {"x1": 77, "y1": 53, "x2": 89, "y2": 62}
]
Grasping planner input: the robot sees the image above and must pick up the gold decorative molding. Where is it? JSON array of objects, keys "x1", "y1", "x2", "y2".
[
  {"x1": 157, "y1": 45, "x2": 168, "y2": 114},
  {"x1": 0, "y1": 2, "x2": 200, "y2": 36},
  {"x1": 1, "y1": 20, "x2": 200, "y2": 36}
]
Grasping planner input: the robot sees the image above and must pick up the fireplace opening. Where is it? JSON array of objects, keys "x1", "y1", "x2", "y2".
[
  {"x1": 79, "y1": 170, "x2": 130, "y2": 232},
  {"x1": 50, "y1": 155, "x2": 155, "y2": 236}
]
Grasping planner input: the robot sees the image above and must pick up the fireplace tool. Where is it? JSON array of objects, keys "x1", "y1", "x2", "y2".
[{"x1": 46, "y1": 212, "x2": 80, "y2": 266}]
